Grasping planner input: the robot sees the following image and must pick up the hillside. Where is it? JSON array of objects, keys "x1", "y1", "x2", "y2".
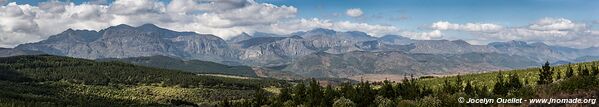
[
  {"x1": 98, "y1": 55, "x2": 258, "y2": 77},
  {"x1": 242, "y1": 61, "x2": 599, "y2": 107},
  {"x1": 0, "y1": 48, "x2": 45, "y2": 57},
  {"x1": 0, "y1": 55, "x2": 286, "y2": 106},
  {"x1": 418, "y1": 61, "x2": 599, "y2": 89},
  {"x1": 286, "y1": 51, "x2": 539, "y2": 78}
]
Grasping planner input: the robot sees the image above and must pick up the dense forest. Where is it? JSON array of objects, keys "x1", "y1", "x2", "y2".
[
  {"x1": 1, "y1": 55, "x2": 599, "y2": 107},
  {"x1": 0, "y1": 55, "x2": 286, "y2": 106}
]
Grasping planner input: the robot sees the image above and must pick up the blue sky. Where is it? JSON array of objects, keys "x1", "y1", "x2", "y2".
[
  {"x1": 259, "y1": 0, "x2": 599, "y2": 28},
  {"x1": 1, "y1": 0, "x2": 598, "y2": 48}
]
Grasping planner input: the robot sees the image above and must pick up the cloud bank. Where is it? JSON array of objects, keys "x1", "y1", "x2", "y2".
[
  {"x1": 0, "y1": 0, "x2": 596, "y2": 48},
  {"x1": 431, "y1": 18, "x2": 599, "y2": 48},
  {"x1": 0, "y1": 0, "x2": 430, "y2": 48}
]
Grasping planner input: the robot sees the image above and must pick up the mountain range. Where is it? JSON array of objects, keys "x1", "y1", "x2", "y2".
[{"x1": 7, "y1": 24, "x2": 599, "y2": 79}]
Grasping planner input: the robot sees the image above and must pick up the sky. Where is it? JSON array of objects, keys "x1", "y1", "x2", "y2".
[{"x1": 0, "y1": 0, "x2": 598, "y2": 48}]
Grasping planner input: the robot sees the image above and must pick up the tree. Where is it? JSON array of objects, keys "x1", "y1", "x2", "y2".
[
  {"x1": 441, "y1": 79, "x2": 457, "y2": 94},
  {"x1": 475, "y1": 85, "x2": 491, "y2": 98},
  {"x1": 339, "y1": 82, "x2": 356, "y2": 102},
  {"x1": 537, "y1": 61, "x2": 553, "y2": 85},
  {"x1": 565, "y1": 63, "x2": 574, "y2": 78},
  {"x1": 220, "y1": 99, "x2": 231, "y2": 107},
  {"x1": 508, "y1": 73, "x2": 522, "y2": 90},
  {"x1": 251, "y1": 89, "x2": 269, "y2": 107},
  {"x1": 333, "y1": 97, "x2": 356, "y2": 107},
  {"x1": 374, "y1": 96, "x2": 394, "y2": 107},
  {"x1": 354, "y1": 81, "x2": 375, "y2": 106},
  {"x1": 493, "y1": 71, "x2": 508, "y2": 96},
  {"x1": 397, "y1": 75, "x2": 422, "y2": 99},
  {"x1": 277, "y1": 87, "x2": 292, "y2": 103},
  {"x1": 292, "y1": 83, "x2": 306, "y2": 104},
  {"x1": 322, "y1": 85, "x2": 338, "y2": 106},
  {"x1": 579, "y1": 65, "x2": 591, "y2": 76},
  {"x1": 306, "y1": 79, "x2": 323, "y2": 106},
  {"x1": 378, "y1": 80, "x2": 395, "y2": 99},
  {"x1": 456, "y1": 74, "x2": 464, "y2": 92},
  {"x1": 556, "y1": 71, "x2": 562, "y2": 80},
  {"x1": 464, "y1": 80, "x2": 474, "y2": 96},
  {"x1": 592, "y1": 63, "x2": 599, "y2": 75}
]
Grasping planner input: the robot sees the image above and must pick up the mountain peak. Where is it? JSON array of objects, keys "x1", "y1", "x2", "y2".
[
  {"x1": 451, "y1": 40, "x2": 470, "y2": 45},
  {"x1": 137, "y1": 23, "x2": 160, "y2": 29},
  {"x1": 239, "y1": 32, "x2": 250, "y2": 36},
  {"x1": 380, "y1": 35, "x2": 409, "y2": 40},
  {"x1": 509, "y1": 40, "x2": 527, "y2": 45},
  {"x1": 308, "y1": 28, "x2": 336, "y2": 34},
  {"x1": 289, "y1": 35, "x2": 303, "y2": 39},
  {"x1": 114, "y1": 24, "x2": 134, "y2": 28},
  {"x1": 136, "y1": 23, "x2": 172, "y2": 33}
]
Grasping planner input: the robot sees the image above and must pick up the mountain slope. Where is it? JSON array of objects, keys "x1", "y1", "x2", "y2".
[
  {"x1": 0, "y1": 55, "x2": 285, "y2": 106},
  {"x1": 285, "y1": 51, "x2": 539, "y2": 78},
  {"x1": 98, "y1": 55, "x2": 257, "y2": 77},
  {"x1": 15, "y1": 24, "x2": 239, "y2": 64},
  {"x1": 0, "y1": 48, "x2": 45, "y2": 57}
]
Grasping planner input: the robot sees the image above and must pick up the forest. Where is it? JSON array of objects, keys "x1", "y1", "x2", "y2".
[
  {"x1": 0, "y1": 55, "x2": 286, "y2": 106},
  {"x1": 241, "y1": 62, "x2": 599, "y2": 107}
]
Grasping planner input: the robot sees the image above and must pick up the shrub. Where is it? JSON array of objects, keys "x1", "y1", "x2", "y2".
[
  {"x1": 333, "y1": 97, "x2": 356, "y2": 107},
  {"x1": 374, "y1": 96, "x2": 394, "y2": 107},
  {"x1": 396, "y1": 100, "x2": 416, "y2": 107},
  {"x1": 554, "y1": 76, "x2": 599, "y2": 91},
  {"x1": 416, "y1": 96, "x2": 441, "y2": 107}
]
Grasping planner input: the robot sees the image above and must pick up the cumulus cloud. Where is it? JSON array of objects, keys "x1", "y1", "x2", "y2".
[
  {"x1": 345, "y1": 8, "x2": 363, "y2": 17},
  {"x1": 0, "y1": 0, "x2": 299, "y2": 47},
  {"x1": 264, "y1": 18, "x2": 441, "y2": 39},
  {"x1": 438, "y1": 18, "x2": 598, "y2": 48},
  {"x1": 528, "y1": 18, "x2": 586, "y2": 31},
  {"x1": 431, "y1": 21, "x2": 503, "y2": 32}
]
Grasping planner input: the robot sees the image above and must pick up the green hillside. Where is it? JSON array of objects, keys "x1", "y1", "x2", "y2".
[
  {"x1": 418, "y1": 61, "x2": 599, "y2": 89},
  {"x1": 98, "y1": 55, "x2": 258, "y2": 77},
  {"x1": 243, "y1": 61, "x2": 599, "y2": 107},
  {"x1": 0, "y1": 55, "x2": 286, "y2": 106}
]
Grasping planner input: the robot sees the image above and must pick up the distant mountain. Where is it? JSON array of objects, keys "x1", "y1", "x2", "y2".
[
  {"x1": 488, "y1": 40, "x2": 566, "y2": 62},
  {"x1": 226, "y1": 32, "x2": 252, "y2": 43},
  {"x1": 0, "y1": 48, "x2": 45, "y2": 57},
  {"x1": 13, "y1": 24, "x2": 599, "y2": 79},
  {"x1": 409, "y1": 40, "x2": 497, "y2": 54},
  {"x1": 98, "y1": 55, "x2": 257, "y2": 77},
  {"x1": 378, "y1": 35, "x2": 413, "y2": 45},
  {"x1": 283, "y1": 51, "x2": 539, "y2": 78},
  {"x1": 235, "y1": 28, "x2": 381, "y2": 66},
  {"x1": 16, "y1": 24, "x2": 240, "y2": 64},
  {"x1": 573, "y1": 56, "x2": 599, "y2": 63}
]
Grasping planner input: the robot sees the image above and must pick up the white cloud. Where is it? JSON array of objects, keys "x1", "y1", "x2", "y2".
[
  {"x1": 264, "y1": 18, "x2": 441, "y2": 39},
  {"x1": 440, "y1": 18, "x2": 597, "y2": 48},
  {"x1": 0, "y1": 0, "x2": 299, "y2": 47},
  {"x1": 401, "y1": 30, "x2": 443, "y2": 40},
  {"x1": 528, "y1": 18, "x2": 586, "y2": 31},
  {"x1": 431, "y1": 21, "x2": 502, "y2": 32},
  {"x1": 345, "y1": 8, "x2": 363, "y2": 17}
]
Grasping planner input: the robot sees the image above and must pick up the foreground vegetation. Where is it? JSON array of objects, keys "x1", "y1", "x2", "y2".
[
  {"x1": 1, "y1": 55, "x2": 598, "y2": 107},
  {"x1": 0, "y1": 55, "x2": 286, "y2": 106},
  {"x1": 243, "y1": 61, "x2": 599, "y2": 107}
]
